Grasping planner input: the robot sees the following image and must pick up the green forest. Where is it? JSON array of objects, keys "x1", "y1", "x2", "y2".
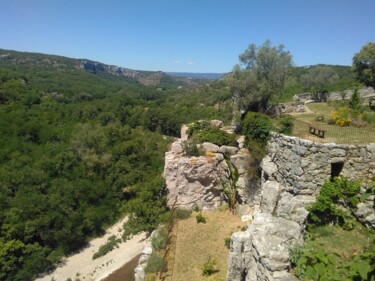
[{"x1": 0, "y1": 48, "x2": 363, "y2": 280}]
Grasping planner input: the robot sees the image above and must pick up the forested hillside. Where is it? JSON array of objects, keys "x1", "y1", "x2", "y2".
[{"x1": 0, "y1": 50, "x2": 233, "y2": 280}]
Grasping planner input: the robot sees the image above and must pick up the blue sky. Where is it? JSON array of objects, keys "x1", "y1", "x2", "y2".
[{"x1": 1, "y1": 0, "x2": 374, "y2": 72}]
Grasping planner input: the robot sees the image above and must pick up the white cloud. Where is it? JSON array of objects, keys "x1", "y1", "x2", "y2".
[
  {"x1": 174, "y1": 60, "x2": 181, "y2": 64},
  {"x1": 187, "y1": 61, "x2": 195, "y2": 65}
]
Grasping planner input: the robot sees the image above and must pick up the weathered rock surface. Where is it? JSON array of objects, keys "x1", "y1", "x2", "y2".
[
  {"x1": 164, "y1": 147, "x2": 228, "y2": 210},
  {"x1": 227, "y1": 133, "x2": 375, "y2": 280}
]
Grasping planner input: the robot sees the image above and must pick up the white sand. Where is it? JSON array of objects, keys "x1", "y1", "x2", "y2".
[{"x1": 35, "y1": 217, "x2": 147, "y2": 281}]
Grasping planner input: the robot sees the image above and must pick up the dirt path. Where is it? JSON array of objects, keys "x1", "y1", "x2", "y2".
[{"x1": 35, "y1": 217, "x2": 147, "y2": 281}]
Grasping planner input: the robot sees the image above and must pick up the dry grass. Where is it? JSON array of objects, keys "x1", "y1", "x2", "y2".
[
  {"x1": 291, "y1": 103, "x2": 375, "y2": 144},
  {"x1": 170, "y1": 210, "x2": 248, "y2": 281}
]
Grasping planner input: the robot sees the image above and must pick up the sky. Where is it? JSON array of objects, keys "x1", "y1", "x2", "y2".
[{"x1": 0, "y1": 0, "x2": 374, "y2": 73}]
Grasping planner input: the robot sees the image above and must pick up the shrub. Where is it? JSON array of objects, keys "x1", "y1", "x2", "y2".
[
  {"x1": 196, "y1": 213, "x2": 206, "y2": 224},
  {"x1": 175, "y1": 209, "x2": 191, "y2": 220},
  {"x1": 363, "y1": 112, "x2": 375, "y2": 124},
  {"x1": 349, "y1": 89, "x2": 362, "y2": 110},
  {"x1": 183, "y1": 139, "x2": 201, "y2": 157},
  {"x1": 92, "y1": 235, "x2": 121, "y2": 259},
  {"x1": 224, "y1": 237, "x2": 231, "y2": 249},
  {"x1": 331, "y1": 107, "x2": 352, "y2": 127},
  {"x1": 276, "y1": 115, "x2": 294, "y2": 135},
  {"x1": 188, "y1": 122, "x2": 237, "y2": 147},
  {"x1": 308, "y1": 177, "x2": 360, "y2": 227},
  {"x1": 241, "y1": 112, "x2": 273, "y2": 142},
  {"x1": 151, "y1": 227, "x2": 168, "y2": 250},
  {"x1": 201, "y1": 257, "x2": 218, "y2": 276},
  {"x1": 145, "y1": 253, "x2": 165, "y2": 273}
]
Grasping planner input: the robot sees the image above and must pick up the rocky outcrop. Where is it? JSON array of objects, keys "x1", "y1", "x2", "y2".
[
  {"x1": 164, "y1": 122, "x2": 259, "y2": 211},
  {"x1": 134, "y1": 245, "x2": 153, "y2": 281},
  {"x1": 79, "y1": 60, "x2": 163, "y2": 86},
  {"x1": 164, "y1": 142, "x2": 229, "y2": 210},
  {"x1": 227, "y1": 133, "x2": 375, "y2": 280}
]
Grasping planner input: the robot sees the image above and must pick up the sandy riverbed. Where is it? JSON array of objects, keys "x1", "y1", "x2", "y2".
[{"x1": 35, "y1": 217, "x2": 147, "y2": 281}]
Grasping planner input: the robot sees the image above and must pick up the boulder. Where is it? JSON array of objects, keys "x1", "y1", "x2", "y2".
[
  {"x1": 210, "y1": 119, "x2": 224, "y2": 128},
  {"x1": 219, "y1": 145, "x2": 238, "y2": 155},
  {"x1": 202, "y1": 142, "x2": 220, "y2": 153},
  {"x1": 260, "y1": 181, "x2": 282, "y2": 214}
]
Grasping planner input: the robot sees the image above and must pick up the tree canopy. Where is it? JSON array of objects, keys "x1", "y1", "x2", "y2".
[
  {"x1": 352, "y1": 42, "x2": 375, "y2": 87},
  {"x1": 230, "y1": 40, "x2": 293, "y2": 112},
  {"x1": 301, "y1": 65, "x2": 339, "y2": 94}
]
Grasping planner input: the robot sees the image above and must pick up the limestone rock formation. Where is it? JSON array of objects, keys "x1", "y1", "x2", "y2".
[{"x1": 227, "y1": 133, "x2": 375, "y2": 280}]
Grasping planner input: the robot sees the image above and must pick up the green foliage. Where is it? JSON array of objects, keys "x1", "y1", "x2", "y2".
[
  {"x1": 352, "y1": 42, "x2": 375, "y2": 87},
  {"x1": 145, "y1": 253, "x2": 165, "y2": 273},
  {"x1": 92, "y1": 235, "x2": 121, "y2": 259},
  {"x1": 175, "y1": 209, "x2": 191, "y2": 220},
  {"x1": 349, "y1": 88, "x2": 362, "y2": 110},
  {"x1": 221, "y1": 156, "x2": 240, "y2": 214},
  {"x1": 231, "y1": 40, "x2": 293, "y2": 111},
  {"x1": 196, "y1": 213, "x2": 206, "y2": 224},
  {"x1": 201, "y1": 256, "x2": 218, "y2": 276},
  {"x1": 308, "y1": 177, "x2": 360, "y2": 227},
  {"x1": 276, "y1": 115, "x2": 294, "y2": 135},
  {"x1": 122, "y1": 177, "x2": 169, "y2": 240},
  {"x1": 151, "y1": 227, "x2": 168, "y2": 250},
  {"x1": 187, "y1": 122, "x2": 237, "y2": 147},
  {"x1": 241, "y1": 112, "x2": 273, "y2": 142},
  {"x1": 301, "y1": 65, "x2": 339, "y2": 94},
  {"x1": 183, "y1": 139, "x2": 201, "y2": 157},
  {"x1": 224, "y1": 237, "x2": 231, "y2": 249}
]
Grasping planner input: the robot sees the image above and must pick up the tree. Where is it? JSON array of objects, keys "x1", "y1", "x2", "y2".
[
  {"x1": 352, "y1": 42, "x2": 375, "y2": 87},
  {"x1": 301, "y1": 65, "x2": 339, "y2": 94},
  {"x1": 230, "y1": 40, "x2": 293, "y2": 112}
]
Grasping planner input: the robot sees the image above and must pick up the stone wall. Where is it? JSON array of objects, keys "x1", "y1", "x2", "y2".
[
  {"x1": 227, "y1": 133, "x2": 375, "y2": 281},
  {"x1": 294, "y1": 87, "x2": 375, "y2": 103}
]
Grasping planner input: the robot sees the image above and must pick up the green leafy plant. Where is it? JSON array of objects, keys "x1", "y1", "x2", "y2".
[
  {"x1": 224, "y1": 237, "x2": 231, "y2": 249},
  {"x1": 92, "y1": 235, "x2": 121, "y2": 259},
  {"x1": 308, "y1": 177, "x2": 360, "y2": 227},
  {"x1": 151, "y1": 227, "x2": 168, "y2": 250},
  {"x1": 175, "y1": 209, "x2": 191, "y2": 220},
  {"x1": 276, "y1": 115, "x2": 294, "y2": 135},
  {"x1": 201, "y1": 256, "x2": 218, "y2": 276},
  {"x1": 241, "y1": 112, "x2": 273, "y2": 142},
  {"x1": 196, "y1": 212, "x2": 206, "y2": 224},
  {"x1": 221, "y1": 155, "x2": 241, "y2": 214},
  {"x1": 145, "y1": 253, "x2": 165, "y2": 273}
]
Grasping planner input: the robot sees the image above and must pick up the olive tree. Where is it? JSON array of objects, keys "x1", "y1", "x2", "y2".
[
  {"x1": 301, "y1": 65, "x2": 339, "y2": 94},
  {"x1": 352, "y1": 42, "x2": 375, "y2": 87},
  {"x1": 230, "y1": 40, "x2": 293, "y2": 112}
]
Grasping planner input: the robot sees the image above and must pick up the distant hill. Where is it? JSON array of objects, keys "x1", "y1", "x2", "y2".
[
  {"x1": 167, "y1": 72, "x2": 225, "y2": 80},
  {"x1": 0, "y1": 49, "x2": 209, "y2": 88}
]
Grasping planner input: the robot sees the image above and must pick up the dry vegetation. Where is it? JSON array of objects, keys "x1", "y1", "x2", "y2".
[
  {"x1": 170, "y1": 209, "x2": 248, "y2": 281},
  {"x1": 291, "y1": 103, "x2": 375, "y2": 144}
]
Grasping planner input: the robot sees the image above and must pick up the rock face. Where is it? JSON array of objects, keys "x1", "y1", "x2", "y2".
[
  {"x1": 227, "y1": 133, "x2": 375, "y2": 280},
  {"x1": 164, "y1": 123, "x2": 258, "y2": 210},
  {"x1": 164, "y1": 145, "x2": 229, "y2": 210}
]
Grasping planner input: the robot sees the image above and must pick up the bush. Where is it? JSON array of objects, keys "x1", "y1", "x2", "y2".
[
  {"x1": 187, "y1": 122, "x2": 237, "y2": 147},
  {"x1": 224, "y1": 237, "x2": 231, "y2": 249},
  {"x1": 175, "y1": 209, "x2": 191, "y2": 220},
  {"x1": 145, "y1": 253, "x2": 165, "y2": 273},
  {"x1": 183, "y1": 139, "x2": 201, "y2": 157},
  {"x1": 363, "y1": 112, "x2": 375, "y2": 124},
  {"x1": 201, "y1": 257, "x2": 218, "y2": 276},
  {"x1": 308, "y1": 177, "x2": 360, "y2": 227},
  {"x1": 332, "y1": 107, "x2": 352, "y2": 127},
  {"x1": 151, "y1": 227, "x2": 168, "y2": 250},
  {"x1": 241, "y1": 112, "x2": 273, "y2": 142},
  {"x1": 276, "y1": 115, "x2": 294, "y2": 135},
  {"x1": 93, "y1": 235, "x2": 121, "y2": 259},
  {"x1": 196, "y1": 213, "x2": 206, "y2": 224}
]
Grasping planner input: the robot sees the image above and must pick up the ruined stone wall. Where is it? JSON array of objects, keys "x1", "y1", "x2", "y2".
[
  {"x1": 265, "y1": 132, "x2": 375, "y2": 191},
  {"x1": 226, "y1": 133, "x2": 375, "y2": 281}
]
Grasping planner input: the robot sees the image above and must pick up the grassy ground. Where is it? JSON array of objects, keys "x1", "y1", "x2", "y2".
[
  {"x1": 290, "y1": 103, "x2": 375, "y2": 144},
  {"x1": 307, "y1": 223, "x2": 375, "y2": 261},
  {"x1": 170, "y1": 209, "x2": 248, "y2": 281}
]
